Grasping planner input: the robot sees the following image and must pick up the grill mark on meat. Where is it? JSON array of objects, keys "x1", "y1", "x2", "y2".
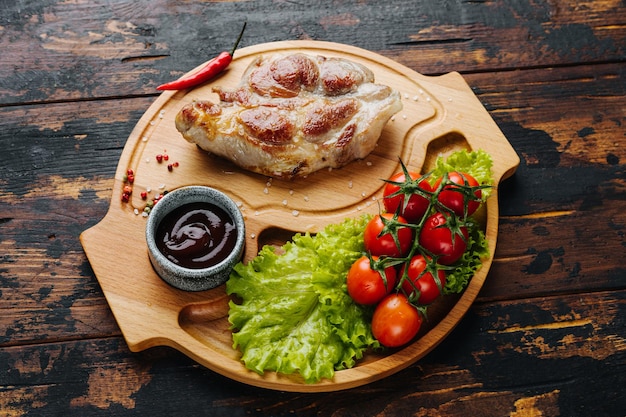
[
  {"x1": 319, "y1": 58, "x2": 371, "y2": 96},
  {"x1": 174, "y1": 53, "x2": 402, "y2": 179},
  {"x1": 239, "y1": 107, "x2": 294, "y2": 145},
  {"x1": 303, "y1": 99, "x2": 359, "y2": 137}
]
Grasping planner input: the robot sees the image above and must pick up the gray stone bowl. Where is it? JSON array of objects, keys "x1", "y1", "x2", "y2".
[{"x1": 145, "y1": 186, "x2": 245, "y2": 291}]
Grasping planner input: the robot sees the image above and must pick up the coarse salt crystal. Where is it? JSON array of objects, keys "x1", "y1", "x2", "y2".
[
  {"x1": 292, "y1": 210, "x2": 300, "y2": 217},
  {"x1": 282, "y1": 199, "x2": 288, "y2": 206},
  {"x1": 263, "y1": 187, "x2": 269, "y2": 194}
]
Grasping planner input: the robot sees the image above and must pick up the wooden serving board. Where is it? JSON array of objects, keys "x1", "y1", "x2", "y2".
[{"x1": 80, "y1": 41, "x2": 519, "y2": 392}]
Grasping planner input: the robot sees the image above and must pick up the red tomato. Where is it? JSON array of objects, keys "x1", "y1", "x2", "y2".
[
  {"x1": 419, "y1": 212, "x2": 468, "y2": 265},
  {"x1": 371, "y1": 293, "x2": 422, "y2": 348},
  {"x1": 400, "y1": 255, "x2": 446, "y2": 305},
  {"x1": 346, "y1": 256, "x2": 397, "y2": 305},
  {"x1": 434, "y1": 171, "x2": 482, "y2": 217},
  {"x1": 383, "y1": 171, "x2": 433, "y2": 222},
  {"x1": 363, "y1": 213, "x2": 413, "y2": 258}
]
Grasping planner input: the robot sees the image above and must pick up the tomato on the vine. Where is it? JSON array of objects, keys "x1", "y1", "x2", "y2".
[
  {"x1": 346, "y1": 256, "x2": 397, "y2": 305},
  {"x1": 383, "y1": 171, "x2": 433, "y2": 223},
  {"x1": 363, "y1": 213, "x2": 413, "y2": 258},
  {"x1": 434, "y1": 171, "x2": 482, "y2": 217},
  {"x1": 371, "y1": 293, "x2": 422, "y2": 348},
  {"x1": 419, "y1": 212, "x2": 468, "y2": 265},
  {"x1": 400, "y1": 255, "x2": 446, "y2": 305}
]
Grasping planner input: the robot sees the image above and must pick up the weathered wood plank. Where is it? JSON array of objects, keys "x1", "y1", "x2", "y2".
[
  {"x1": 1, "y1": 290, "x2": 623, "y2": 415},
  {"x1": 1, "y1": 0, "x2": 624, "y2": 104},
  {"x1": 1, "y1": 63, "x2": 623, "y2": 344}
]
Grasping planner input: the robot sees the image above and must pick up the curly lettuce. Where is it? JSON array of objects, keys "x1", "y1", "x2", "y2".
[
  {"x1": 431, "y1": 148, "x2": 494, "y2": 198},
  {"x1": 227, "y1": 149, "x2": 494, "y2": 383},
  {"x1": 227, "y1": 215, "x2": 377, "y2": 384},
  {"x1": 431, "y1": 149, "x2": 493, "y2": 294}
]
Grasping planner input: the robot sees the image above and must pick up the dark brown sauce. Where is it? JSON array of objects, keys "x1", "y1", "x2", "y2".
[{"x1": 155, "y1": 202, "x2": 238, "y2": 269}]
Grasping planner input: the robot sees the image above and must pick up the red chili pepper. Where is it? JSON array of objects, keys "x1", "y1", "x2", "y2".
[{"x1": 157, "y1": 22, "x2": 247, "y2": 91}]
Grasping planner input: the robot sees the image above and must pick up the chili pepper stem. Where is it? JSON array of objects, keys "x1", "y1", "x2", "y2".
[{"x1": 231, "y1": 21, "x2": 247, "y2": 56}]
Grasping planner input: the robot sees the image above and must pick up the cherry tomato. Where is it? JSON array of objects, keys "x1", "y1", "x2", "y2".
[
  {"x1": 419, "y1": 212, "x2": 468, "y2": 265},
  {"x1": 346, "y1": 256, "x2": 397, "y2": 305},
  {"x1": 383, "y1": 171, "x2": 433, "y2": 222},
  {"x1": 434, "y1": 171, "x2": 482, "y2": 217},
  {"x1": 363, "y1": 213, "x2": 413, "y2": 258},
  {"x1": 371, "y1": 293, "x2": 422, "y2": 348},
  {"x1": 400, "y1": 255, "x2": 446, "y2": 305}
]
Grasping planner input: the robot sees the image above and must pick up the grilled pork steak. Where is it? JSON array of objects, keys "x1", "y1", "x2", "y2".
[{"x1": 175, "y1": 53, "x2": 402, "y2": 179}]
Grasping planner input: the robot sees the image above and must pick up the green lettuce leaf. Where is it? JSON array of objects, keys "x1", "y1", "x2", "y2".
[
  {"x1": 443, "y1": 222, "x2": 490, "y2": 294},
  {"x1": 227, "y1": 149, "x2": 494, "y2": 383},
  {"x1": 431, "y1": 149, "x2": 493, "y2": 293},
  {"x1": 226, "y1": 215, "x2": 377, "y2": 383},
  {"x1": 431, "y1": 149, "x2": 494, "y2": 198}
]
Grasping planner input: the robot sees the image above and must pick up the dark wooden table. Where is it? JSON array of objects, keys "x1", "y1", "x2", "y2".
[{"x1": 1, "y1": 1, "x2": 624, "y2": 416}]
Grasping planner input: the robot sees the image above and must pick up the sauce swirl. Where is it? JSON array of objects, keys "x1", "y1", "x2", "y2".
[{"x1": 155, "y1": 202, "x2": 238, "y2": 269}]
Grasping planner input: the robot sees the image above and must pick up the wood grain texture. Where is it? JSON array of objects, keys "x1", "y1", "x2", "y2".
[
  {"x1": 1, "y1": 0, "x2": 624, "y2": 104},
  {"x1": 1, "y1": 0, "x2": 624, "y2": 414},
  {"x1": 79, "y1": 40, "x2": 518, "y2": 391}
]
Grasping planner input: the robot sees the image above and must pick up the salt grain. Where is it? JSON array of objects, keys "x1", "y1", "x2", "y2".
[{"x1": 292, "y1": 210, "x2": 300, "y2": 217}]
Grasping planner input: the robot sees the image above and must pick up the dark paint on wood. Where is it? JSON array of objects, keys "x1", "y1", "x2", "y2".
[{"x1": 1, "y1": 0, "x2": 625, "y2": 415}]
